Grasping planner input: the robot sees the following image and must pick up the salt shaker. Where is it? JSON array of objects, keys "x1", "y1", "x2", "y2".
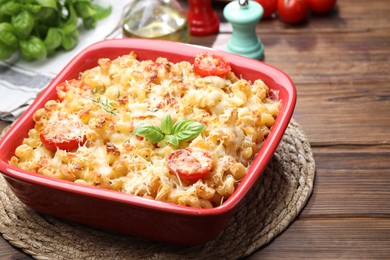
[
  {"x1": 187, "y1": 0, "x2": 220, "y2": 36},
  {"x1": 223, "y1": 0, "x2": 264, "y2": 60}
]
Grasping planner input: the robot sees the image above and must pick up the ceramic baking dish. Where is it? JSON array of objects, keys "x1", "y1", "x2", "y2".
[{"x1": 0, "y1": 38, "x2": 296, "y2": 246}]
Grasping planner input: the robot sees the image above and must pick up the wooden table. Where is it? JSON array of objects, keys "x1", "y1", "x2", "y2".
[{"x1": 1, "y1": 0, "x2": 389, "y2": 258}]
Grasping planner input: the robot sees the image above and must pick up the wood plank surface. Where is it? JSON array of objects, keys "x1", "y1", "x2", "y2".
[
  {"x1": 304, "y1": 147, "x2": 390, "y2": 217},
  {"x1": 250, "y1": 218, "x2": 390, "y2": 259},
  {"x1": 0, "y1": 0, "x2": 389, "y2": 259},
  {"x1": 294, "y1": 82, "x2": 390, "y2": 145}
]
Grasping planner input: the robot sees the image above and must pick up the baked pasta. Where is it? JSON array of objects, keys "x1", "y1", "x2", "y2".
[{"x1": 10, "y1": 51, "x2": 280, "y2": 208}]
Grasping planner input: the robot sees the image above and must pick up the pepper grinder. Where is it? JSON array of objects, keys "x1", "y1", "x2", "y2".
[
  {"x1": 187, "y1": 0, "x2": 220, "y2": 36},
  {"x1": 223, "y1": 0, "x2": 264, "y2": 60}
]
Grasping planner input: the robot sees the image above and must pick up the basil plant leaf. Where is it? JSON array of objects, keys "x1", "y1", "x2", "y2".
[
  {"x1": 74, "y1": 2, "x2": 97, "y2": 19},
  {"x1": 0, "y1": 22, "x2": 18, "y2": 47},
  {"x1": 35, "y1": 0, "x2": 57, "y2": 8},
  {"x1": 74, "y1": 2, "x2": 97, "y2": 29},
  {"x1": 62, "y1": 5, "x2": 78, "y2": 35},
  {"x1": 61, "y1": 29, "x2": 79, "y2": 51},
  {"x1": 0, "y1": 41, "x2": 17, "y2": 60},
  {"x1": 0, "y1": 2, "x2": 22, "y2": 16},
  {"x1": 24, "y1": 4, "x2": 42, "y2": 14},
  {"x1": 133, "y1": 125, "x2": 164, "y2": 144},
  {"x1": 164, "y1": 135, "x2": 179, "y2": 147},
  {"x1": 161, "y1": 114, "x2": 173, "y2": 135},
  {"x1": 11, "y1": 10, "x2": 35, "y2": 39},
  {"x1": 92, "y1": 3, "x2": 112, "y2": 21},
  {"x1": 19, "y1": 36, "x2": 47, "y2": 60},
  {"x1": 82, "y1": 16, "x2": 96, "y2": 30},
  {"x1": 173, "y1": 119, "x2": 206, "y2": 141},
  {"x1": 35, "y1": 7, "x2": 56, "y2": 24},
  {"x1": 44, "y1": 27, "x2": 63, "y2": 52}
]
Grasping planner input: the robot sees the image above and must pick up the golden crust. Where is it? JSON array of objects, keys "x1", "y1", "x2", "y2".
[{"x1": 11, "y1": 52, "x2": 280, "y2": 208}]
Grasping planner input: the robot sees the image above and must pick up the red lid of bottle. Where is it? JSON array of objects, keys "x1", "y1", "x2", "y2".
[{"x1": 187, "y1": 0, "x2": 220, "y2": 36}]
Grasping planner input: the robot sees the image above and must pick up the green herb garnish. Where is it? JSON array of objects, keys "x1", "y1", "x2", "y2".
[
  {"x1": 92, "y1": 96, "x2": 117, "y2": 116},
  {"x1": 132, "y1": 114, "x2": 206, "y2": 147},
  {"x1": 92, "y1": 86, "x2": 105, "y2": 95}
]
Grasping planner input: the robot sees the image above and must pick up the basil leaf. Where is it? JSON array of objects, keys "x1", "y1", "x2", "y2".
[
  {"x1": 61, "y1": 29, "x2": 78, "y2": 51},
  {"x1": 0, "y1": 2, "x2": 22, "y2": 16},
  {"x1": 24, "y1": 4, "x2": 42, "y2": 14},
  {"x1": 0, "y1": 22, "x2": 18, "y2": 47},
  {"x1": 62, "y1": 5, "x2": 78, "y2": 35},
  {"x1": 133, "y1": 125, "x2": 164, "y2": 144},
  {"x1": 173, "y1": 119, "x2": 206, "y2": 141},
  {"x1": 11, "y1": 10, "x2": 35, "y2": 39},
  {"x1": 74, "y1": 2, "x2": 97, "y2": 19},
  {"x1": 82, "y1": 16, "x2": 96, "y2": 29},
  {"x1": 0, "y1": 40, "x2": 17, "y2": 60},
  {"x1": 35, "y1": 7, "x2": 56, "y2": 24},
  {"x1": 164, "y1": 135, "x2": 179, "y2": 147},
  {"x1": 92, "y1": 3, "x2": 112, "y2": 21},
  {"x1": 35, "y1": 0, "x2": 57, "y2": 9},
  {"x1": 73, "y1": 2, "x2": 111, "y2": 29},
  {"x1": 44, "y1": 27, "x2": 63, "y2": 52},
  {"x1": 161, "y1": 114, "x2": 173, "y2": 135},
  {"x1": 19, "y1": 36, "x2": 47, "y2": 60},
  {"x1": 74, "y1": 2, "x2": 97, "y2": 29}
]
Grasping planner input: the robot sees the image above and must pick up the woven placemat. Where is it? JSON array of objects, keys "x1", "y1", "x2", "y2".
[{"x1": 0, "y1": 119, "x2": 315, "y2": 259}]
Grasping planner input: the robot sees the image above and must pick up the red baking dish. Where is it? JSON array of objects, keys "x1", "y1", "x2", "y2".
[{"x1": 0, "y1": 38, "x2": 296, "y2": 246}]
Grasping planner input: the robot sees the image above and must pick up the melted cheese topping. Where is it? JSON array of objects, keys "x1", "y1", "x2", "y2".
[{"x1": 10, "y1": 52, "x2": 280, "y2": 208}]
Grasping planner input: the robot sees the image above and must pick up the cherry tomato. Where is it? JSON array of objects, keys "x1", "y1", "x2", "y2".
[
  {"x1": 255, "y1": 0, "x2": 278, "y2": 19},
  {"x1": 40, "y1": 118, "x2": 86, "y2": 152},
  {"x1": 167, "y1": 148, "x2": 213, "y2": 182},
  {"x1": 277, "y1": 0, "x2": 309, "y2": 24},
  {"x1": 305, "y1": 0, "x2": 336, "y2": 14},
  {"x1": 194, "y1": 52, "x2": 231, "y2": 78},
  {"x1": 56, "y1": 79, "x2": 90, "y2": 101}
]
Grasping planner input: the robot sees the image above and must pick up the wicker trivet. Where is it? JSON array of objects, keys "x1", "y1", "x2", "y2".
[{"x1": 0, "y1": 119, "x2": 315, "y2": 259}]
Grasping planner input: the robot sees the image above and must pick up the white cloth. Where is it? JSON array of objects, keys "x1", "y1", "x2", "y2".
[{"x1": 0, "y1": 0, "x2": 130, "y2": 121}]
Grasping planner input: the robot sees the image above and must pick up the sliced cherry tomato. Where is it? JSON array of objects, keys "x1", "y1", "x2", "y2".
[
  {"x1": 194, "y1": 52, "x2": 231, "y2": 78},
  {"x1": 56, "y1": 79, "x2": 90, "y2": 101},
  {"x1": 277, "y1": 0, "x2": 309, "y2": 24},
  {"x1": 40, "y1": 118, "x2": 86, "y2": 152},
  {"x1": 305, "y1": 0, "x2": 336, "y2": 14},
  {"x1": 167, "y1": 148, "x2": 213, "y2": 182},
  {"x1": 255, "y1": 0, "x2": 278, "y2": 19}
]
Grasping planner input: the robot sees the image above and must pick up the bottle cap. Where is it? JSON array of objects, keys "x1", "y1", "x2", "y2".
[{"x1": 187, "y1": 0, "x2": 220, "y2": 36}]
